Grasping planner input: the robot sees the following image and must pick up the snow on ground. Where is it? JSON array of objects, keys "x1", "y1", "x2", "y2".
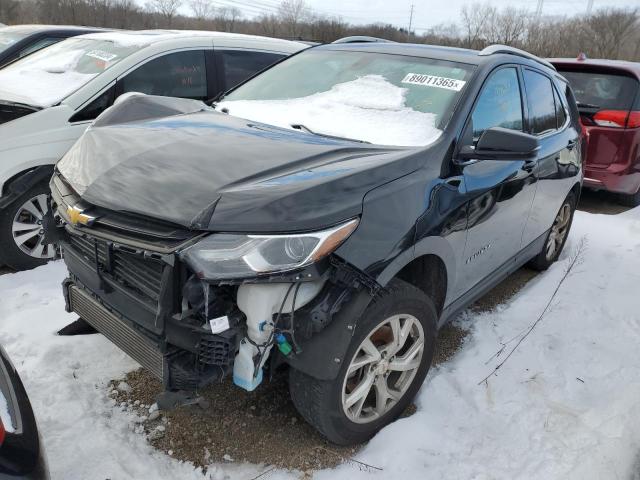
[
  {"x1": 0, "y1": 207, "x2": 639, "y2": 480},
  {"x1": 218, "y1": 75, "x2": 443, "y2": 147}
]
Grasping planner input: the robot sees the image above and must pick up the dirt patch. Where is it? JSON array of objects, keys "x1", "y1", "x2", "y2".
[
  {"x1": 111, "y1": 369, "x2": 365, "y2": 472},
  {"x1": 471, "y1": 267, "x2": 538, "y2": 313}
]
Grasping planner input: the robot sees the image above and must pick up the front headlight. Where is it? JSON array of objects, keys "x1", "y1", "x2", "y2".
[{"x1": 180, "y1": 219, "x2": 359, "y2": 280}]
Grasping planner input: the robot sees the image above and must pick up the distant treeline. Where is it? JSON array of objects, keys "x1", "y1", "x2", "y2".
[{"x1": 1, "y1": 0, "x2": 638, "y2": 61}]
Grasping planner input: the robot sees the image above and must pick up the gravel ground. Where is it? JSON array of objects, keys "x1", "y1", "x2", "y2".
[{"x1": 108, "y1": 265, "x2": 533, "y2": 473}]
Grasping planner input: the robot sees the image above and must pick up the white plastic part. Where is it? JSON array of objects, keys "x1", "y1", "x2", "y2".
[{"x1": 233, "y1": 280, "x2": 325, "y2": 391}]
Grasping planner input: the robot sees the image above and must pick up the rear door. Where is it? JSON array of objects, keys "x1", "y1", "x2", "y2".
[
  {"x1": 452, "y1": 66, "x2": 538, "y2": 299},
  {"x1": 521, "y1": 69, "x2": 581, "y2": 246}
]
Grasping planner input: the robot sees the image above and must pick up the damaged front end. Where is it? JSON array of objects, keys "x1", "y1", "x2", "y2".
[{"x1": 51, "y1": 173, "x2": 376, "y2": 398}]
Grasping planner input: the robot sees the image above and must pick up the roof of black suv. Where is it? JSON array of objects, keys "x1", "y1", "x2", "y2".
[{"x1": 321, "y1": 41, "x2": 556, "y2": 72}]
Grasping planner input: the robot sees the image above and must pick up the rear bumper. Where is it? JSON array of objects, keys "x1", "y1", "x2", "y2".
[{"x1": 583, "y1": 167, "x2": 640, "y2": 195}]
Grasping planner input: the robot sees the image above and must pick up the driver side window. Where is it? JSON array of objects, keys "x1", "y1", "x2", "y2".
[{"x1": 469, "y1": 68, "x2": 524, "y2": 142}]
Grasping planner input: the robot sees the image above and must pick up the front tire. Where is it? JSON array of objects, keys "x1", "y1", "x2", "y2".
[
  {"x1": 529, "y1": 192, "x2": 576, "y2": 271},
  {"x1": 0, "y1": 181, "x2": 56, "y2": 271},
  {"x1": 289, "y1": 279, "x2": 437, "y2": 445}
]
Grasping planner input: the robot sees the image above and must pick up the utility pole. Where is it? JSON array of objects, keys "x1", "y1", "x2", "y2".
[
  {"x1": 586, "y1": 0, "x2": 594, "y2": 15},
  {"x1": 408, "y1": 4, "x2": 414, "y2": 39},
  {"x1": 535, "y1": 0, "x2": 544, "y2": 16}
]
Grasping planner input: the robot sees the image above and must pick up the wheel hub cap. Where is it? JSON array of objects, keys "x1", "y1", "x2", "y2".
[
  {"x1": 545, "y1": 202, "x2": 572, "y2": 261},
  {"x1": 11, "y1": 194, "x2": 56, "y2": 260},
  {"x1": 342, "y1": 314, "x2": 424, "y2": 424}
]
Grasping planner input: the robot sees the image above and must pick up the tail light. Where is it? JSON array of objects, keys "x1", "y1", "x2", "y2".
[
  {"x1": 593, "y1": 110, "x2": 640, "y2": 128},
  {"x1": 627, "y1": 111, "x2": 640, "y2": 128},
  {"x1": 0, "y1": 418, "x2": 5, "y2": 446}
]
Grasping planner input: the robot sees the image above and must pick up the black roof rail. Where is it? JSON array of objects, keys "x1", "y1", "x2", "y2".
[
  {"x1": 479, "y1": 44, "x2": 556, "y2": 71},
  {"x1": 332, "y1": 36, "x2": 395, "y2": 44}
]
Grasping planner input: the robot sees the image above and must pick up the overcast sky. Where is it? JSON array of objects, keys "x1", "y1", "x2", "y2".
[{"x1": 218, "y1": 0, "x2": 639, "y2": 32}]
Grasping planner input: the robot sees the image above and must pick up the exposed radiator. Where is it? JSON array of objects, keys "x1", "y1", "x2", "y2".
[{"x1": 68, "y1": 286, "x2": 164, "y2": 380}]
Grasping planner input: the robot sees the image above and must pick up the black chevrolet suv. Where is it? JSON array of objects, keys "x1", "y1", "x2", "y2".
[{"x1": 49, "y1": 41, "x2": 582, "y2": 445}]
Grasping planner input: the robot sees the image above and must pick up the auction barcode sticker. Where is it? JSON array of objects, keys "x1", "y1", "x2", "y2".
[
  {"x1": 402, "y1": 73, "x2": 466, "y2": 91},
  {"x1": 86, "y1": 50, "x2": 119, "y2": 62}
]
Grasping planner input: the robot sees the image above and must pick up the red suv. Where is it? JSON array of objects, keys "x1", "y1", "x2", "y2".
[{"x1": 551, "y1": 57, "x2": 640, "y2": 206}]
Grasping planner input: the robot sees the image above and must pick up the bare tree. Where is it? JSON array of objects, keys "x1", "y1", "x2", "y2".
[
  {"x1": 147, "y1": 0, "x2": 181, "y2": 26},
  {"x1": 278, "y1": 0, "x2": 309, "y2": 38},
  {"x1": 584, "y1": 8, "x2": 638, "y2": 59},
  {"x1": 216, "y1": 6, "x2": 242, "y2": 32},
  {"x1": 484, "y1": 6, "x2": 527, "y2": 46},
  {"x1": 460, "y1": 2, "x2": 494, "y2": 49},
  {"x1": 189, "y1": 0, "x2": 213, "y2": 21},
  {"x1": 5, "y1": 0, "x2": 640, "y2": 63}
]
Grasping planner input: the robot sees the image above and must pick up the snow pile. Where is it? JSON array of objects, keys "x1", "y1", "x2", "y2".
[
  {"x1": 0, "y1": 48, "x2": 96, "y2": 107},
  {"x1": 0, "y1": 390, "x2": 13, "y2": 433},
  {"x1": 1, "y1": 207, "x2": 640, "y2": 479},
  {"x1": 218, "y1": 75, "x2": 443, "y2": 147}
]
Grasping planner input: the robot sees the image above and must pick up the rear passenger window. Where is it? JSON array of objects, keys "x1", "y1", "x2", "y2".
[
  {"x1": 120, "y1": 50, "x2": 207, "y2": 100},
  {"x1": 220, "y1": 50, "x2": 284, "y2": 90},
  {"x1": 554, "y1": 87, "x2": 567, "y2": 128},
  {"x1": 523, "y1": 69, "x2": 557, "y2": 135},
  {"x1": 470, "y1": 67, "x2": 523, "y2": 141}
]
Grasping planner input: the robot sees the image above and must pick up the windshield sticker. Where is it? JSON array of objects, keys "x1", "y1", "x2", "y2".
[
  {"x1": 402, "y1": 73, "x2": 466, "y2": 91},
  {"x1": 86, "y1": 50, "x2": 118, "y2": 62}
]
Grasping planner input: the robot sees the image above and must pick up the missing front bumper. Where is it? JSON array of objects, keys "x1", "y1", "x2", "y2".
[
  {"x1": 65, "y1": 282, "x2": 240, "y2": 391},
  {"x1": 68, "y1": 285, "x2": 166, "y2": 379}
]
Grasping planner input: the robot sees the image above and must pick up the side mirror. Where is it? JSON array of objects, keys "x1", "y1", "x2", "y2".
[{"x1": 458, "y1": 127, "x2": 539, "y2": 161}]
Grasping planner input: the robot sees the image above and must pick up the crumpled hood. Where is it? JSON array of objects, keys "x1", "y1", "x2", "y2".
[{"x1": 58, "y1": 95, "x2": 424, "y2": 232}]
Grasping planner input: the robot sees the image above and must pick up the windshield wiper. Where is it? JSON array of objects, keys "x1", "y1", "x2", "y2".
[
  {"x1": 0, "y1": 100, "x2": 41, "y2": 111},
  {"x1": 577, "y1": 102, "x2": 600, "y2": 109},
  {"x1": 291, "y1": 124, "x2": 370, "y2": 144}
]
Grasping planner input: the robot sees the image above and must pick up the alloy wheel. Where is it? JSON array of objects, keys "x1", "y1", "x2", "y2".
[
  {"x1": 11, "y1": 194, "x2": 56, "y2": 259},
  {"x1": 342, "y1": 314, "x2": 425, "y2": 424},
  {"x1": 545, "y1": 202, "x2": 572, "y2": 261}
]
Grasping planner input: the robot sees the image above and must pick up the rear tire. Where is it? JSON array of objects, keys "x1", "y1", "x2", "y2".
[
  {"x1": 0, "y1": 181, "x2": 56, "y2": 271},
  {"x1": 529, "y1": 192, "x2": 576, "y2": 271},
  {"x1": 289, "y1": 278, "x2": 437, "y2": 445}
]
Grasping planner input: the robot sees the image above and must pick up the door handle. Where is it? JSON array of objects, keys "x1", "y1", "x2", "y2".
[{"x1": 522, "y1": 160, "x2": 536, "y2": 173}]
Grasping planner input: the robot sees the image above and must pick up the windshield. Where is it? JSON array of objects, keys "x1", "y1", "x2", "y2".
[
  {"x1": 558, "y1": 69, "x2": 639, "y2": 111},
  {"x1": 218, "y1": 49, "x2": 474, "y2": 146},
  {"x1": 0, "y1": 31, "x2": 27, "y2": 55},
  {"x1": 0, "y1": 37, "x2": 141, "y2": 108}
]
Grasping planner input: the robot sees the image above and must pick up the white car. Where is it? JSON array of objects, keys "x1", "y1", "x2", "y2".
[{"x1": 0, "y1": 30, "x2": 306, "y2": 270}]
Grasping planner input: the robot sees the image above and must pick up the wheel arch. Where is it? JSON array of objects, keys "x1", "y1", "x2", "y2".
[
  {"x1": 394, "y1": 254, "x2": 448, "y2": 316},
  {"x1": 0, "y1": 165, "x2": 55, "y2": 208}
]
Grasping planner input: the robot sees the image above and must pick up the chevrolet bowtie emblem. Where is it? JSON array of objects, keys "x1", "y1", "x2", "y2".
[{"x1": 67, "y1": 206, "x2": 96, "y2": 226}]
